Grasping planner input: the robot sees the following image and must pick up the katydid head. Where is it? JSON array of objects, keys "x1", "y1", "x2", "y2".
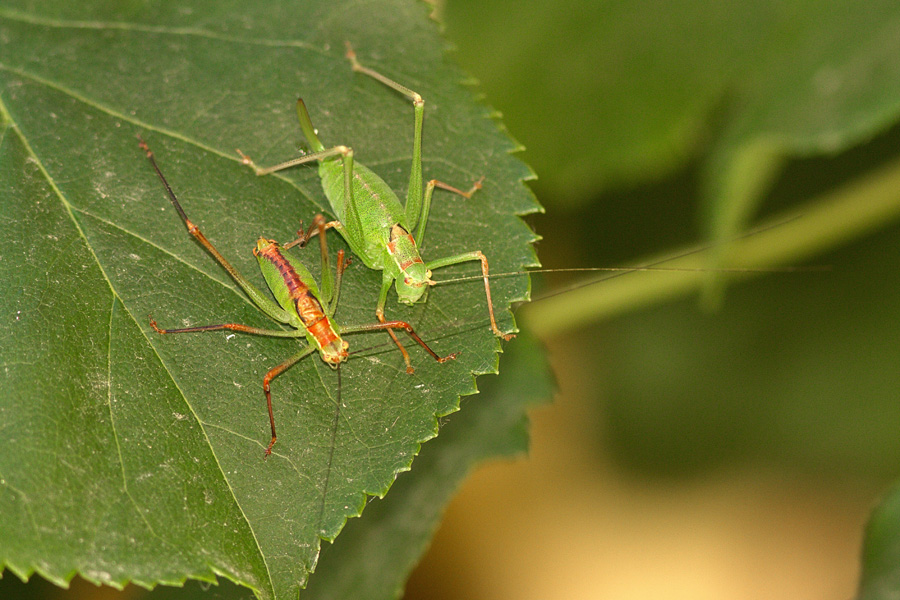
[
  {"x1": 396, "y1": 264, "x2": 433, "y2": 305},
  {"x1": 318, "y1": 337, "x2": 350, "y2": 367},
  {"x1": 253, "y1": 237, "x2": 273, "y2": 255}
]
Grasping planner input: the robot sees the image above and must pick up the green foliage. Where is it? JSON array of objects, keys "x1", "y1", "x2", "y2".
[
  {"x1": 860, "y1": 481, "x2": 900, "y2": 600},
  {"x1": 444, "y1": 0, "x2": 900, "y2": 218},
  {"x1": 0, "y1": 2, "x2": 541, "y2": 599}
]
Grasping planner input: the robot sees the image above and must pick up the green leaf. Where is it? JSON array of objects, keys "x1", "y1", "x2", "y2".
[
  {"x1": 859, "y1": 480, "x2": 900, "y2": 600},
  {"x1": 0, "y1": 2, "x2": 539, "y2": 599},
  {"x1": 0, "y1": 333, "x2": 553, "y2": 600},
  {"x1": 699, "y1": 1, "x2": 900, "y2": 248},
  {"x1": 301, "y1": 331, "x2": 553, "y2": 600}
]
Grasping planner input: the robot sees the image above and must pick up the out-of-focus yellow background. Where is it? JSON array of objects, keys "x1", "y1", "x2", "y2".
[{"x1": 406, "y1": 335, "x2": 877, "y2": 600}]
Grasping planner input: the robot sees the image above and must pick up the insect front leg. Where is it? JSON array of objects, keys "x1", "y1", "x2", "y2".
[
  {"x1": 283, "y1": 217, "x2": 342, "y2": 250},
  {"x1": 262, "y1": 346, "x2": 317, "y2": 458},
  {"x1": 147, "y1": 317, "x2": 312, "y2": 459},
  {"x1": 374, "y1": 273, "x2": 415, "y2": 373},
  {"x1": 330, "y1": 249, "x2": 350, "y2": 317},
  {"x1": 343, "y1": 319, "x2": 459, "y2": 370},
  {"x1": 426, "y1": 251, "x2": 514, "y2": 341},
  {"x1": 300, "y1": 213, "x2": 353, "y2": 317}
]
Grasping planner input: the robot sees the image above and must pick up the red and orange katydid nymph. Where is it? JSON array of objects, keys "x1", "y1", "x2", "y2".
[{"x1": 139, "y1": 138, "x2": 457, "y2": 458}]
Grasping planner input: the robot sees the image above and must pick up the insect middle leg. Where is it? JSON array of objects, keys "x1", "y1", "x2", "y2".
[
  {"x1": 149, "y1": 318, "x2": 313, "y2": 458},
  {"x1": 343, "y1": 315, "x2": 459, "y2": 375},
  {"x1": 149, "y1": 319, "x2": 307, "y2": 338}
]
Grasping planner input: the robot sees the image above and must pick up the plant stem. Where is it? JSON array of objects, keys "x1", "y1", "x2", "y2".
[{"x1": 522, "y1": 155, "x2": 900, "y2": 336}]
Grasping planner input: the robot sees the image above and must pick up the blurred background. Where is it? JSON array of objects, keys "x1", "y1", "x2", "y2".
[
  {"x1": 4, "y1": 1, "x2": 900, "y2": 599},
  {"x1": 402, "y1": 1, "x2": 900, "y2": 599}
]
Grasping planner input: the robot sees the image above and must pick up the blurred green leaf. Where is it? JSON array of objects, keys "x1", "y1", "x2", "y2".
[
  {"x1": 521, "y1": 151, "x2": 900, "y2": 335},
  {"x1": 859, "y1": 481, "x2": 900, "y2": 600},
  {"x1": 441, "y1": 0, "x2": 900, "y2": 483},
  {"x1": 443, "y1": 0, "x2": 900, "y2": 243},
  {"x1": 599, "y1": 221, "x2": 900, "y2": 478},
  {"x1": 0, "y1": 2, "x2": 540, "y2": 599}
]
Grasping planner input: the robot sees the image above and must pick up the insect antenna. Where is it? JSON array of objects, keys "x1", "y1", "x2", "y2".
[{"x1": 429, "y1": 215, "x2": 825, "y2": 300}]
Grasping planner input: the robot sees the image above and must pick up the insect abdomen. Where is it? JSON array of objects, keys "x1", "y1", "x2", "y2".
[{"x1": 254, "y1": 238, "x2": 328, "y2": 328}]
